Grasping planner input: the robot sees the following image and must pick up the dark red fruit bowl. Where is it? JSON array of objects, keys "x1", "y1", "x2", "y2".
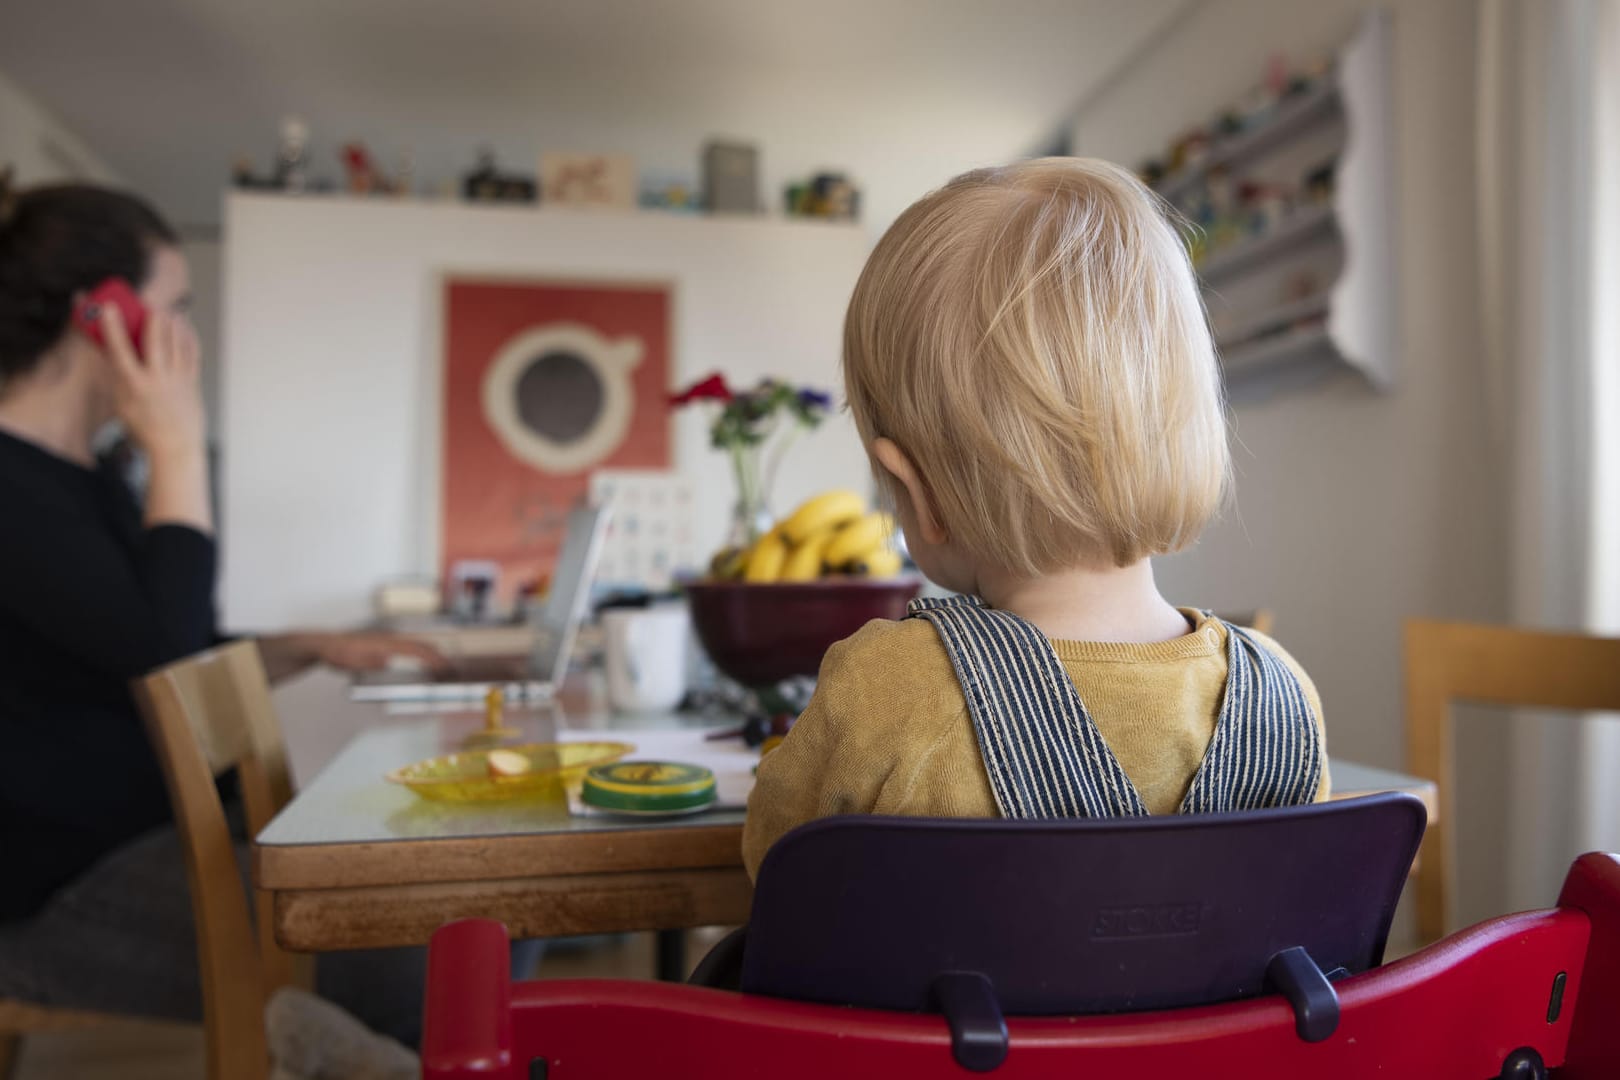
[{"x1": 684, "y1": 578, "x2": 923, "y2": 687}]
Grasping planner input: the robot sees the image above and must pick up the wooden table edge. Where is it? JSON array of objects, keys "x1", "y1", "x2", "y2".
[
  {"x1": 255, "y1": 820, "x2": 746, "y2": 890},
  {"x1": 271, "y1": 866, "x2": 754, "y2": 951}
]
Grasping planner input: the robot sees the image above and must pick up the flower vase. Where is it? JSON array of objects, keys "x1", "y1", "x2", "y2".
[
  {"x1": 726, "y1": 496, "x2": 774, "y2": 552},
  {"x1": 724, "y1": 443, "x2": 775, "y2": 551}
]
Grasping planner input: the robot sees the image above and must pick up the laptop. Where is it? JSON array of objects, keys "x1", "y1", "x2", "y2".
[{"x1": 351, "y1": 505, "x2": 612, "y2": 703}]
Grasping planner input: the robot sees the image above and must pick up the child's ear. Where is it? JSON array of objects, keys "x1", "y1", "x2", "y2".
[{"x1": 871, "y1": 437, "x2": 948, "y2": 545}]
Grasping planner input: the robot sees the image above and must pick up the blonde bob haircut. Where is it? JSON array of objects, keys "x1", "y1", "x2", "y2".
[{"x1": 842, "y1": 157, "x2": 1229, "y2": 576}]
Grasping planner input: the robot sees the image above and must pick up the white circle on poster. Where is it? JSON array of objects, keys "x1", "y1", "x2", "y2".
[{"x1": 481, "y1": 322, "x2": 644, "y2": 474}]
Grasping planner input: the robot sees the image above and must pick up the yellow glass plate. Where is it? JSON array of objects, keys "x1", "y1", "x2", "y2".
[{"x1": 386, "y1": 741, "x2": 634, "y2": 802}]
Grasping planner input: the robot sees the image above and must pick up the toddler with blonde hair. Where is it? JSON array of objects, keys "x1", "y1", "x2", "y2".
[{"x1": 743, "y1": 158, "x2": 1328, "y2": 878}]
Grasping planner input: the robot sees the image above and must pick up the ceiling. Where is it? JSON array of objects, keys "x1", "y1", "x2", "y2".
[{"x1": 0, "y1": 0, "x2": 1185, "y2": 231}]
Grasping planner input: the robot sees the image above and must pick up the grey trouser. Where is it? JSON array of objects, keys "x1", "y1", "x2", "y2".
[{"x1": 0, "y1": 824, "x2": 428, "y2": 1046}]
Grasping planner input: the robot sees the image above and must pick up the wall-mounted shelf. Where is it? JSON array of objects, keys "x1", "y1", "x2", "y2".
[
  {"x1": 1217, "y1": 291, "x2": 1333, "y2": 351},
  {"x1": 1197, "y1": 204, "x2": 1339, "y2": 284},
  {"x1": 1152, "y1": 8, "x2": 1397, "y2": 395},
  {"x1": 1221, "y1": 325, "x2": 1333, "y2": 378},
  {"x1": 1157, "y1": 81, "x2": 1344, "y2": 204}
]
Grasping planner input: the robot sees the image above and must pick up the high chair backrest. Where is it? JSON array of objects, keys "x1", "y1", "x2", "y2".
[
  {"x1": 743, "y1": 794, "x2": 1425, "y2": 1019},
  {"x1": 132, "y1": 640, "x2": 305, "y2": 1080},
  {"x1": 1405, "y1": 619, "x2": 1620, "y2": 941}
]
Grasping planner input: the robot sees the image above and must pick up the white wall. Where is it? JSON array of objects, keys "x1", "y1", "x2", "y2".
[
  {"x1": 0, "y1": 1, "x2": 1184, "y2": 236},
  {"x1": 0, "y1": 67, "x2": 117, "y2": 185},
  {"x1": 1071, "y1": 0, "x2": 1514, "y2": 918},
  {"x1": 221, "y1": 193, "x2": 870, "y2": 629},
  {"x1": 182, "y1": 237, "x2": 225, "y2": 435}
]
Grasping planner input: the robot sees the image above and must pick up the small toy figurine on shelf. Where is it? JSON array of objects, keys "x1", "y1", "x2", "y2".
[
  {"x1": 1228, "y1": 55, "x2": 1289, "y2": 134},
  {"x1": 462, "y1": 149, "x2": 537, "y2": 204},
  {"x1": 1166, "y1": 130, "x2": 1209, "y2": 173},
  {"x1": 231, "y1": 156, "x2": 269, "y2": 190},
  {"x1": 1292, "y1": 55, "x2": 1334, "y2": 97},
  {"x1": 639, "y1": 176, "x2": 701, "y2": 213},
  {"x1": 1247, "y1": 181, "x2": 1294, "y2": 233},
  {"x1": 1181, "y1": 131, "x2": 1212, "y2": 169},
  {"x1": 783, "y1": 172, "x2": 860, "y2": 221},
  {"x1": 274, "y1": 116, "x2": 311, "y2": 192},
  {"x1": 540, "y1": 153, "x2": 636, "y2": 209},
  {"x1": 341, "y1": 141, "x2": 395, "y2": 195},
  {"x1": 1185, "y1": 168, "x2": 1227, "y2": 252},
  {"x1": 814, "y1": 173, "x2": 858, "y2": 219},
  {"x1": 1265, "y1": 53, "x2": 1292, "y2": 100},
  {"x1": 1282, "y1": 269, "x2": 1323, "y2": 302},
  {"x1": 1303, "y1": 160, "x2": 1337, "y2": 204},
  {"x1": 229, "y1": 116, "x2": 336, "y2": 192}
]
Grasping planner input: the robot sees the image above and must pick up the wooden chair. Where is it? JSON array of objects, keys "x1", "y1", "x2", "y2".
[
  {"x1": 0, "y1": 1002, "x2": 112, "y2": 1079},
  {"x1": 1405, "y1": 619, "x2": 1620, "y2": 942},
  {"x1": 0, "y1": 641, "x2": 304, "y2": 1078},
  {"x1": 130, "y1": 640, "x2": 312, "y2": 1080}
]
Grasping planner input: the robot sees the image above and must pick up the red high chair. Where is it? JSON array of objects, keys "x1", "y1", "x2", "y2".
[{"x1": 421, "y1": 795, "x2": 1620, "y2": 1079}]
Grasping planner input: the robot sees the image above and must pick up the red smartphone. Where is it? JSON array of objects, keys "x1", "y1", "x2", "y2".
[{"x1": 75, "y1": 277, "x2": 149, "y2": 359}]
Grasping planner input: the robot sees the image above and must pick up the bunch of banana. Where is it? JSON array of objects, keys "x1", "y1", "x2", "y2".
[{"x1": 715, "y1": 490, "x2": 903, "y2": 583}]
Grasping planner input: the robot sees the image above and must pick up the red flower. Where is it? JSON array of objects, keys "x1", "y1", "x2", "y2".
[{"x1": 669, "y1": 373, "x2": 734, "y2": 406}]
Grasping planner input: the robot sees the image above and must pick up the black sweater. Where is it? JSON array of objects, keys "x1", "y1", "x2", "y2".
[{"x1": 0, "y1": 429, "x2": 218, "y2": 921}]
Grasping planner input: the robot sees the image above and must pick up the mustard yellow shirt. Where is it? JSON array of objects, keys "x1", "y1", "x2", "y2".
[{"x1": 742, "y1": 608, "x2": 1329, "y2": 880}]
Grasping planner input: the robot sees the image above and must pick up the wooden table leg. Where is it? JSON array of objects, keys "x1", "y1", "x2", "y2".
[{"x1": 656, "y1": 928, "x2": 687, "y2": 981}]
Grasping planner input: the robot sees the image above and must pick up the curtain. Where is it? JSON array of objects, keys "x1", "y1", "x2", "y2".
[
  {"x1": 1576, "y1": 0, "x2": 1620, "y2": 857},
  {"x1": 1476, "y1": 0, "x2": 1617, "y2": 912}
]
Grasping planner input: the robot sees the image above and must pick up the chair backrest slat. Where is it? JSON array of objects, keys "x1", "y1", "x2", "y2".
[{"x1": 176, "y1": 660, "x2": 254, "y2": 773}]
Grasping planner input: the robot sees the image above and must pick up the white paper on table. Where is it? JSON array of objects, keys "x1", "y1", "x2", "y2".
[{"x1": 558, "y1": 727, "x2": 760, "y2": 809}]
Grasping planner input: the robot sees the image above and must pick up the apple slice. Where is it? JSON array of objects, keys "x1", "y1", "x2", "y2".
[{"x1": 486, "y1": 749, "x2": 530, "y2": 778}]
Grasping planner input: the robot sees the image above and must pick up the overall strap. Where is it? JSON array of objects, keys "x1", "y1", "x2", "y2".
[
  {"x1": 1180, "y1": 620, "x2": 1324, "y2": 813},
  {"x1": 907, "y1": 596, "x2": 1148, "y2": 820}
]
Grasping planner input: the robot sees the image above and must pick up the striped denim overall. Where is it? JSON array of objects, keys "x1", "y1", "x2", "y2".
[{"x1": 907, "y1": 596, "x2": 1322, "y2": 818}]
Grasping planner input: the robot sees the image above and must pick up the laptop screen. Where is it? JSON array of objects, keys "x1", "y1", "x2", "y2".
[{"x1": 530, "y1": 504, "x2": 612, "y2": 685}]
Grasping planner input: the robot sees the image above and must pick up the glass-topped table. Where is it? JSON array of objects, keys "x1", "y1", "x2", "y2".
[
  {"x1": 258, "y1": 707, "x2": 752, "y2": 848},
  {"x1": 254, "y1": 702, "x2": 1437, "y2": 957}
]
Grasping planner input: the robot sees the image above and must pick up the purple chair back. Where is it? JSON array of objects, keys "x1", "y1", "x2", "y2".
[{"x1": 741, "y1": 794, "x2": 1425, "y2": 1017}]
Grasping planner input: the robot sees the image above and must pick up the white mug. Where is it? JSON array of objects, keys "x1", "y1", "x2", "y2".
[{"x1": 602, "y1": 606, "x2": 690, "y2": 713}]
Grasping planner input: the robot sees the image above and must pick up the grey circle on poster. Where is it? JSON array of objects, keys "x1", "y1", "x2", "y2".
[{"x1": 515, "y1": 351, "x2": 603, "y2": 444}]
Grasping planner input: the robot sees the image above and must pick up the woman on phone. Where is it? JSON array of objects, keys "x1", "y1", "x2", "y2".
[{"x1": 0, "y1": 181, "x2": 440, "y2": 1041}]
